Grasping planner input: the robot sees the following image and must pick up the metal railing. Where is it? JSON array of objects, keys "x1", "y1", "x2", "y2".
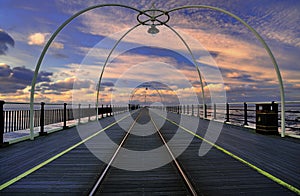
[
  {"x1": 0, "y1": 101, "x2": 128, "y2": 146},
  {"x1": 164, "y1": 101, "x2": 300, "y2": 136}
]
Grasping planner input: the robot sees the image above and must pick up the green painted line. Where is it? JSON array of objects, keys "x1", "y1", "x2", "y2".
[
  {"x1": 0, "y1": 114, "x2": 130, "y2": 191},
  {"x1": 156, "y1": 113, "x2": 300, "y2": 195}
]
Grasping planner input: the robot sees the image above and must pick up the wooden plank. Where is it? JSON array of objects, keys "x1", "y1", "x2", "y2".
[{"x1": 1, "y1": 110, "x2": 299, "y2": 195}]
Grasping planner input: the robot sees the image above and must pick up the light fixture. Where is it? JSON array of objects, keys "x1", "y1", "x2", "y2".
[{"x1": 147, "y1": 24, "x2": 159, "y2": 35}]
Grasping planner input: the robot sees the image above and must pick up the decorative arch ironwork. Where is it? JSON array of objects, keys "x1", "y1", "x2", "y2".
[{"x1": 29, "y1": 4, "x2": 286, "y2": 139}]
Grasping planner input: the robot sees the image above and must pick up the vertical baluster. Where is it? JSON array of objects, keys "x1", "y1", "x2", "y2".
[
  {"x1": 10, "y1": 111, "x2": 13, "y2": 132},
  {"x1": 22, "y1": 110, "x2": 24, "y2": 130},
  {"x1": 0, "y1": 101, "x2": 6, "y2": 146},
  {"x1": 23, "y1": 110, "x2": 26, "y2": 130},
  {"x1": 191, "y1": 105, "x2": 194, "y2": 116},
  {"x1": 63, "y1": 103, "x2": 67, "y2": 129},
  {"x1": 6, "y1": 111, "x2": 9, "y2": 132},
  {"x1": 56, "y1": 108, "x2": 58, "y2": 123},
  {"x1": 213, "y1": 103, "x2": 217, "y2": 119},
  {"x1": 13, "y1": 110, "x2": 17, "y2": 131},
  {"x1": 110, "y1": 105, "x2": 112, "y2": 116},
  {"x1": 88, "y1": 104, "x2": 91, "y2": 122},
  {"x1": 225, "y1": 103, "x2": 230, "y2": 123},
  {"x1": 40, "y1": 102, "x2": 45, "y2": 135},
  {"x1": 243, "y1": 102, "x2": 248, "y2": 126},
  {"x1": 34, "y1": 110, "x2": 37, "y2": 127},
  {"x1": 60, "y1": 108, "x2": 62, "y2": 123},
  {"x1": 16, "y1": 110, "x2": 19, "y2": 131},
  {"x1": 78, "y1": 104, "x2": 81, "y2": 124},
  {"x1": 54, "y1": 108, "x2": 56, "y2": 124}
]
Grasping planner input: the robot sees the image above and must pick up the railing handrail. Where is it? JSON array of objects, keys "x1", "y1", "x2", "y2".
[
  {"x1": 0, "y1": 101, "x2": 129, "y2": 146},
  {"x1": 3, "y1": 101, "x2": 98, "y2": 106},
  {"x1": 163, "y1": 102, "x2": 299, "y2": 137}
]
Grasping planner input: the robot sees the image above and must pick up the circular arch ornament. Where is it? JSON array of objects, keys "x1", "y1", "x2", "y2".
[
  {"x1": 29, "y1": 3, "x2": 286, "y2": 148},
  {"x1": 136, "y1": 9, "x2": 170, "y2": 26}
]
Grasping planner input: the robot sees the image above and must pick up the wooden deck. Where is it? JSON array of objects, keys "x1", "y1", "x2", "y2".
[{"x1": 0, "y1": 109, "x2": 299, "y2": 195}]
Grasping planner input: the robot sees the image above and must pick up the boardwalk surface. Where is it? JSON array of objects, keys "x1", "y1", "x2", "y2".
[{"x1": 0, "y1": 109, "x2": 299, "y2": 195}]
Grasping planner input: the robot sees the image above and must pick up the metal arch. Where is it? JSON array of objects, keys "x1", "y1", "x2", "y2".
[
  {"x1": 163, "y1": 24, "x2": 206, "y2": 115},
  {"x1": 30, "y1": 4, "x2": 285, "y2": 139},
  {"x1": 167, "y1": 5, "x2": 286, "y2": 137},
  {"x1": 29, "y1": 4, "x2": 142, "y2": 140},
  {"x1": 29, "y1": 4, "x2": 208, "y2": 140},
  {"x1": 95, "y1": 26, "x2": 207, "y2": 117},
  {"x1": 95, "y1": 24, "x2": 141, "y2": 119}
]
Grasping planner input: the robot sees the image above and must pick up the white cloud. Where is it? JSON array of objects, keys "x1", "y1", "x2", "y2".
[
  {"x1": 27, "y1": 32, "x2": 64, "y2": 49},
  {"x1": 28, "y1": 33, "x2": 48, "y2": 46},
  {"x1": 51, "y1": 42, "x2": 64, "y2": 49}
]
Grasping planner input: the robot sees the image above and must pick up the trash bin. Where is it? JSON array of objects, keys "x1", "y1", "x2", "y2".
[{"x1": 256, "y1": 102, "x2": 278, "y2": 134}]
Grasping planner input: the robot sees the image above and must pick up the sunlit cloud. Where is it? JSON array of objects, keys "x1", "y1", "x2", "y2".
[
  {"x1": 27, "y1": 32, "x2": 64, "y2": 49},
  {"x1": 28, "y1": 33, "x2": 47, "y2": 46}
]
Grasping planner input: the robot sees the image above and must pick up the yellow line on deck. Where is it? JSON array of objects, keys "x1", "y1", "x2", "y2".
[
  {"x1": 0, "y1": 113, "x2": 131, "y2": 191},
  {"x1": 156, "y1": 113, "x2": 300, "y2": 195}
]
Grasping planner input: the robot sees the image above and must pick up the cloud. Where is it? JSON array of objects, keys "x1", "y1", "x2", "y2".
[
  {"x1": 0, "y1": 64, "x2": 52, "y2": 93},
  {"x1": 51, "y1": 53, "x2": 68, "y2": 59},
  {"x1": 0, "y1": 63, "x2": 12, "y2": 77},
  {"x1": 51, "y1": 42, "x2": 64, "y2": 49},
  {"x1": 39, "y1": 77, "x2": 93, "y2": 94},
  {"x1": 225, "y1": 72, "x2": 255, "y2": 83},
  {"x1": 28, "y1": 32, "x2": 47, "y2": 46},
  {"x1": 0, "y1": 30, "x2": 14, "y2": 55},
  {"x1": 27, "y1": 32, "x2": 64, "y2": 49},
  {"x1": 101, "y1": 82, "x2": 114, "y2": 87}
]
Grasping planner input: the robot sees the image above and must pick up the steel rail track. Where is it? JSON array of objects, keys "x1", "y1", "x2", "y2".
[{"x1": 89, "y1": 108, "x2": 198, "y2": 195}]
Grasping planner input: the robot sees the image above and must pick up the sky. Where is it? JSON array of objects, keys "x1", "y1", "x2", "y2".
[{"x1": 0, "y1": 0, "x2": 299, "y2": 105}]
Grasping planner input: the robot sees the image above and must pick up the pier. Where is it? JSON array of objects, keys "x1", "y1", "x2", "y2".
[
  {"x1": 0, "y1": 106, "x2": 299, "y2": 195},
  {"x1": 1, "y1": 2, "x2": 299, "y2": 195}
]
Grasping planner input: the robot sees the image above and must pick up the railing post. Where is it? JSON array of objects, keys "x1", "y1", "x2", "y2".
[
  {"x1": 197, "y1": 104, "x2": 200, "y2": 117},
  {"x1": 88, "y1": 104, "x2": 91, "y2": 122},
  {"x1": 204, "y1": 104, "x2": 207, "y2": 118},
  {"x1": 63, "y1": 103, "x2": 68, "y2": 129},
  {"x1": 101, "y1": 104, "x2": 104, "y2": 118},
  {"x1": 213, "y1": 103, "x2": 217, "y2": 119},
  {"x1": 225, "y1": 103, "x2": 230, "y2": 123},
  {"x1": 39, "y1": 102, "x2": 46, "y2": 136},
  {"x1": 106, "y1": 105, "x2": 108, "y2": 117},
  {"x1": 110, "y1": 105, "x2": 112, "y2": 116},
  {"x1": 0, "y1": 100, "x2": 8, "y2": 147},
  {"x1": 78, "y1": 104, "x2": 81, "y2": 124},
  {"x1": 243, "y1": 102, "x2": 248, "y2": 126},
  {"x1": 191, "y1": 104, "x2": 194, "y2": 116}
]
